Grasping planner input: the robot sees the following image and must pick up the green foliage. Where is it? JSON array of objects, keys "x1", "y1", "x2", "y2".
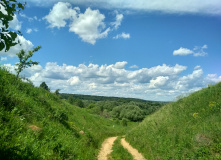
[
  {"x1": 126, "y1": 82, "x2": 221, "y2": 160},
  {"x1": 75, "y1": 99, "x2": 84, "y2": 108},
  {"x1": 68, "y1": 96, "x2": 74, "y2": 105},
  {"x1": 121, "y1": 118, "x2": 128, "y2": 127},
  {"x1": 87, "y1": 103, "x2": 96, "y2": 109},
  {"x1": 40, "y1": 82, "x2": 50, "y2": 91},
  {"x1": 54, "y1": 89, "x2": 60, "y2": 95},
  {"x1": 111, "y1": 104, "x2": 145, "y2": 122},
  {"x1": 0, "y1": 0, "x2": 26, "y2": 52},
  {"x1": 61, "y1": 93, "x2": 164, "y2": 122},
  {"x1": 15, "y1": 46, "x2": 41, "y2": 77}
]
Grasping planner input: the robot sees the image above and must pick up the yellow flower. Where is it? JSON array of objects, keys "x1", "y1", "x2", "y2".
[
  {"x1": 193, "y1": 112, "x2": 199, "y2": 119},
  {"x1": 209, "y1": 101, "x2": 216, "y2": 109}
]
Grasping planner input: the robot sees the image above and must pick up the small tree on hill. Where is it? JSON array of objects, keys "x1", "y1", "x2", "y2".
[
  {"x1": 54, "y1": 89, "x2": 60, "y2": 95},
  {"x1": 15, "y1": 46, "x2": 41, "y2": 78},
  {"x1": 40, "y1": 82, "x2": 50, "y2": 91}
]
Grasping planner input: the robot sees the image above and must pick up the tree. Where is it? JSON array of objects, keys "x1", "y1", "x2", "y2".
[
  {"x1": 15, "y1": 46, "x2": 41, "y2": 78},
  {"x1": 40, "y1": 82, "x2": 50, "y2": 91},
  {"x1": 0, "y1": 0, "x2": 26, "y2": 52},
  {"x1": 54, "y1": 89, "x2": 61, "y2": 95},
  {"x1": 75, "y1": 99, "x2": 84, "y2": 108}
]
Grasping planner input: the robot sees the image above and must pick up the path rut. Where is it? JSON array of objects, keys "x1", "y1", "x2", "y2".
[
  {"x1": 97, "y1": 136, "x2": 118, "y2": 160},
  {"x1": 98, "y1": 136, "x2": 146, "y2": 160},
  {"x1": 121, "y1": 138, "x2": 146, "y2": 160}
]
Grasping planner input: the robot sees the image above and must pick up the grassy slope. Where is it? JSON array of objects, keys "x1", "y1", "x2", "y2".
[
  {"x1": 0, "y1": 67, "x2": 134, "y2": 160},
  {"x1": 126, "y1": 83, "x2": 221, "y2": 159}
]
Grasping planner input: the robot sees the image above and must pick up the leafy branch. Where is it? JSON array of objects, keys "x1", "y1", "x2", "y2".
[
  {"x1": 0, "y1": 0, "x2": 26, "y2": 51},
  {"x1": 15, "y1": 46, "x2": 41, "y2": 78}
]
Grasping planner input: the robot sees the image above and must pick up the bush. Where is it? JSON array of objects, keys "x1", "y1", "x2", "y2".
[{"x1": 121, "y1": 118, "x2": 128, "y2": 126}]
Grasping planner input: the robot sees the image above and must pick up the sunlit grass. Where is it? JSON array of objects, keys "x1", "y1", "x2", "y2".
[
  {"x1": 126, "y1": 82, "x2": 221, "y2": 159},
  {"x1": 0, "y1": 67, "x2": 135, "y2": 159}
]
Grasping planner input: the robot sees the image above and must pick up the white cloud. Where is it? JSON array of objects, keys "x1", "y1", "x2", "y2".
[
  {"x1": 0, "y1": 35, "x2": 34, "y2": 57},
  {"x1": 26, "y1": 28, "x2": 38, "y2": 34},
  {"x1": 9, "y1": 15, "x2": 22, "y2": 30},
  {"x1": 69, "y1": 7, "x2": 110, "y2": 44},
  {"x1": 130, "y1": 65, "x2": 139, "y2": 69},
  {"x1": 111, "y1": 11, "x2": 123, "y2": 29},
  {"x1": 4, "y1": 61, "x2": 221, "y2": 101},
  {"x1": 44, "y1": 2, "x2": 112, "y2": 44},
  {"x1": 26, "y1": 0, "x2": 221, "y2": 15},
  {"x1": 68, "y1": 76, "x2": 80, "y2": 85},
  {"x1": 44, "y1": 2, "x2": 78, "y2": 28},
  {"x1": 0, "y1": 14, "x2": 22, "y2": 30},
  {"x1": 173, "y1": 47, "x2": 194, "y2": 56},
  {"x1": 26, "y1": 28, "x2": 32, "y2": 34},
  {"x1": 194, "y1": 65, "x2": 201, "y2": 70},
  {"x1": 113, "y1": 32, "x2": 130, "y2": 39},
  {"x1": 0, "y1": 2, "x2": 7, "y2": 15},
  {"x1": 0, "y1": 57, "x2": 7, "y2": 61},
  {"x1": 173, "y1": 45, "x2": 208, "y2": 57},
  {"x1": 149, "y1": 76, "x2": 169, "y2": 88},
  {"x1": 20, "y1": 13, "x2": 39, "y2": 22},
  {"x1": 193, "y1": 45, "x2": 208, "y2": 57},
  {"x1": 114, "y1": 61, "x2": 128, "y2": 69}
]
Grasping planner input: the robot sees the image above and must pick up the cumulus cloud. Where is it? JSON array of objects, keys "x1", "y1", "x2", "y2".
[
  {"x1": 173, "y1": 45, "x2": 208, "y2": 57},
  {"x1": 173, "y1": 47, "x2": 193, "y2": 56},
  {"x1": 0, "y1": 35, "x2": 34, "y2": 57},
  {"x1": 69, "y1": 8, "x2": 110, "y2": 44},
  {"x1": 113, "y1": 32, "x2": 130, "y2": 39},
  {"x1": 68, "y1": 76, "x2": 80, "y2": 85},
  {"x1": 4, "y1": 61, "x2": 220, "y2": 101},
  {"x1": 9, "y1": 15, "x2": 22, "y2": 30},
  {"x1": 114, "y1": 61, "x2": 128, "y2": 69},
  {"x1": 44, "y1": 2, "x2": 129, "y2": 44},
  {"x1": 149, "y1": 76, "x2": 169, "y2": 88},
  {"x1": 26, "y1": 0, "x2": 221, "y2": 15},
  {"x1": 44, "y1": 2, "x2": 78, "y2": 28}
]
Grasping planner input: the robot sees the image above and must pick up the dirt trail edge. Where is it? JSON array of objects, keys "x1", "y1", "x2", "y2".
[
  {"x1": 121, "y1": 138, "x2": 146, "y2": 160},
  {"x1": 97, "y1": 136, "x2": 117, "y2": 160}
]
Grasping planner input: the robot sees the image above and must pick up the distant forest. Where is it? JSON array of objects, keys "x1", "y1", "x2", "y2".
[{"x1": 60, "y1": 93, "x2": 167, "y2": 122}]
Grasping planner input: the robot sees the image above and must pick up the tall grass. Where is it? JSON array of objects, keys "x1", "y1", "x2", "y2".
[
  {"x1": 0, "y1": 67, "x2": 133, "y2": 159},
  {"x1": 126, "y1": 83, "x2": 221, "y2": 159}
]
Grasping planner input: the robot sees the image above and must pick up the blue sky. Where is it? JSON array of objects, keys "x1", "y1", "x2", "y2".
[{"x1": 1, "y1": 0, "x2": 221, "y2": 101}]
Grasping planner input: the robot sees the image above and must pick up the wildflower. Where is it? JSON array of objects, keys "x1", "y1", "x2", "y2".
[
  {"x1": 209, "y1": 101, "x2": 215, "y2": 108},
  {"x1": 193, "y1": 112, "x2": 199, "y2": 119}
]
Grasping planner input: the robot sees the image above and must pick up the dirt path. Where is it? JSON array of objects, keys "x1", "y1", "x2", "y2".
[
  {"x1": 121, "y1": 138, "x2": 146, "y2": 160},
  {"x1": 97, "y1": 136, "x2": 118, "y2": 160}
]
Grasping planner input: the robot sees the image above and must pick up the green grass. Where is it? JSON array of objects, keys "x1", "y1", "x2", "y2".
[
  {"x1": 109, "y1": 136, "x2": 133, "y2": 160},
  {"x1": 126, "y1": 83, "x2": 221, "y2": 159},
  {"x1": 0, "y1": 67, "x2": 135, "y2": 159}
]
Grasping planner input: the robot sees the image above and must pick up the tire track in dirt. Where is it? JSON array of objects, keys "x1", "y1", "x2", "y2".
[
  {"x1": 97, "y1": 136, "x2": 118, "y2": 160},
  {"x1": 121, "y1": 138, "x2": 146, "y2": 160}
]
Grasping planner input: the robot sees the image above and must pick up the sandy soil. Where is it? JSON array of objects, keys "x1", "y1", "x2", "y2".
[
  {"x1": 121, "y1": 138, "x2": 146, "y2": 160},
  {"x1": 97, "y1": 136, "x2": 118, "y2": 160}
]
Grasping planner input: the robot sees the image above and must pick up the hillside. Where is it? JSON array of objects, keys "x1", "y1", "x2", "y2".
[
  {"x1": 126, "y1": 83, "x2": 221, "y2": 159},
  {"x1": 0, "y1": 67, "x2": 136, "y2": 160}
]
